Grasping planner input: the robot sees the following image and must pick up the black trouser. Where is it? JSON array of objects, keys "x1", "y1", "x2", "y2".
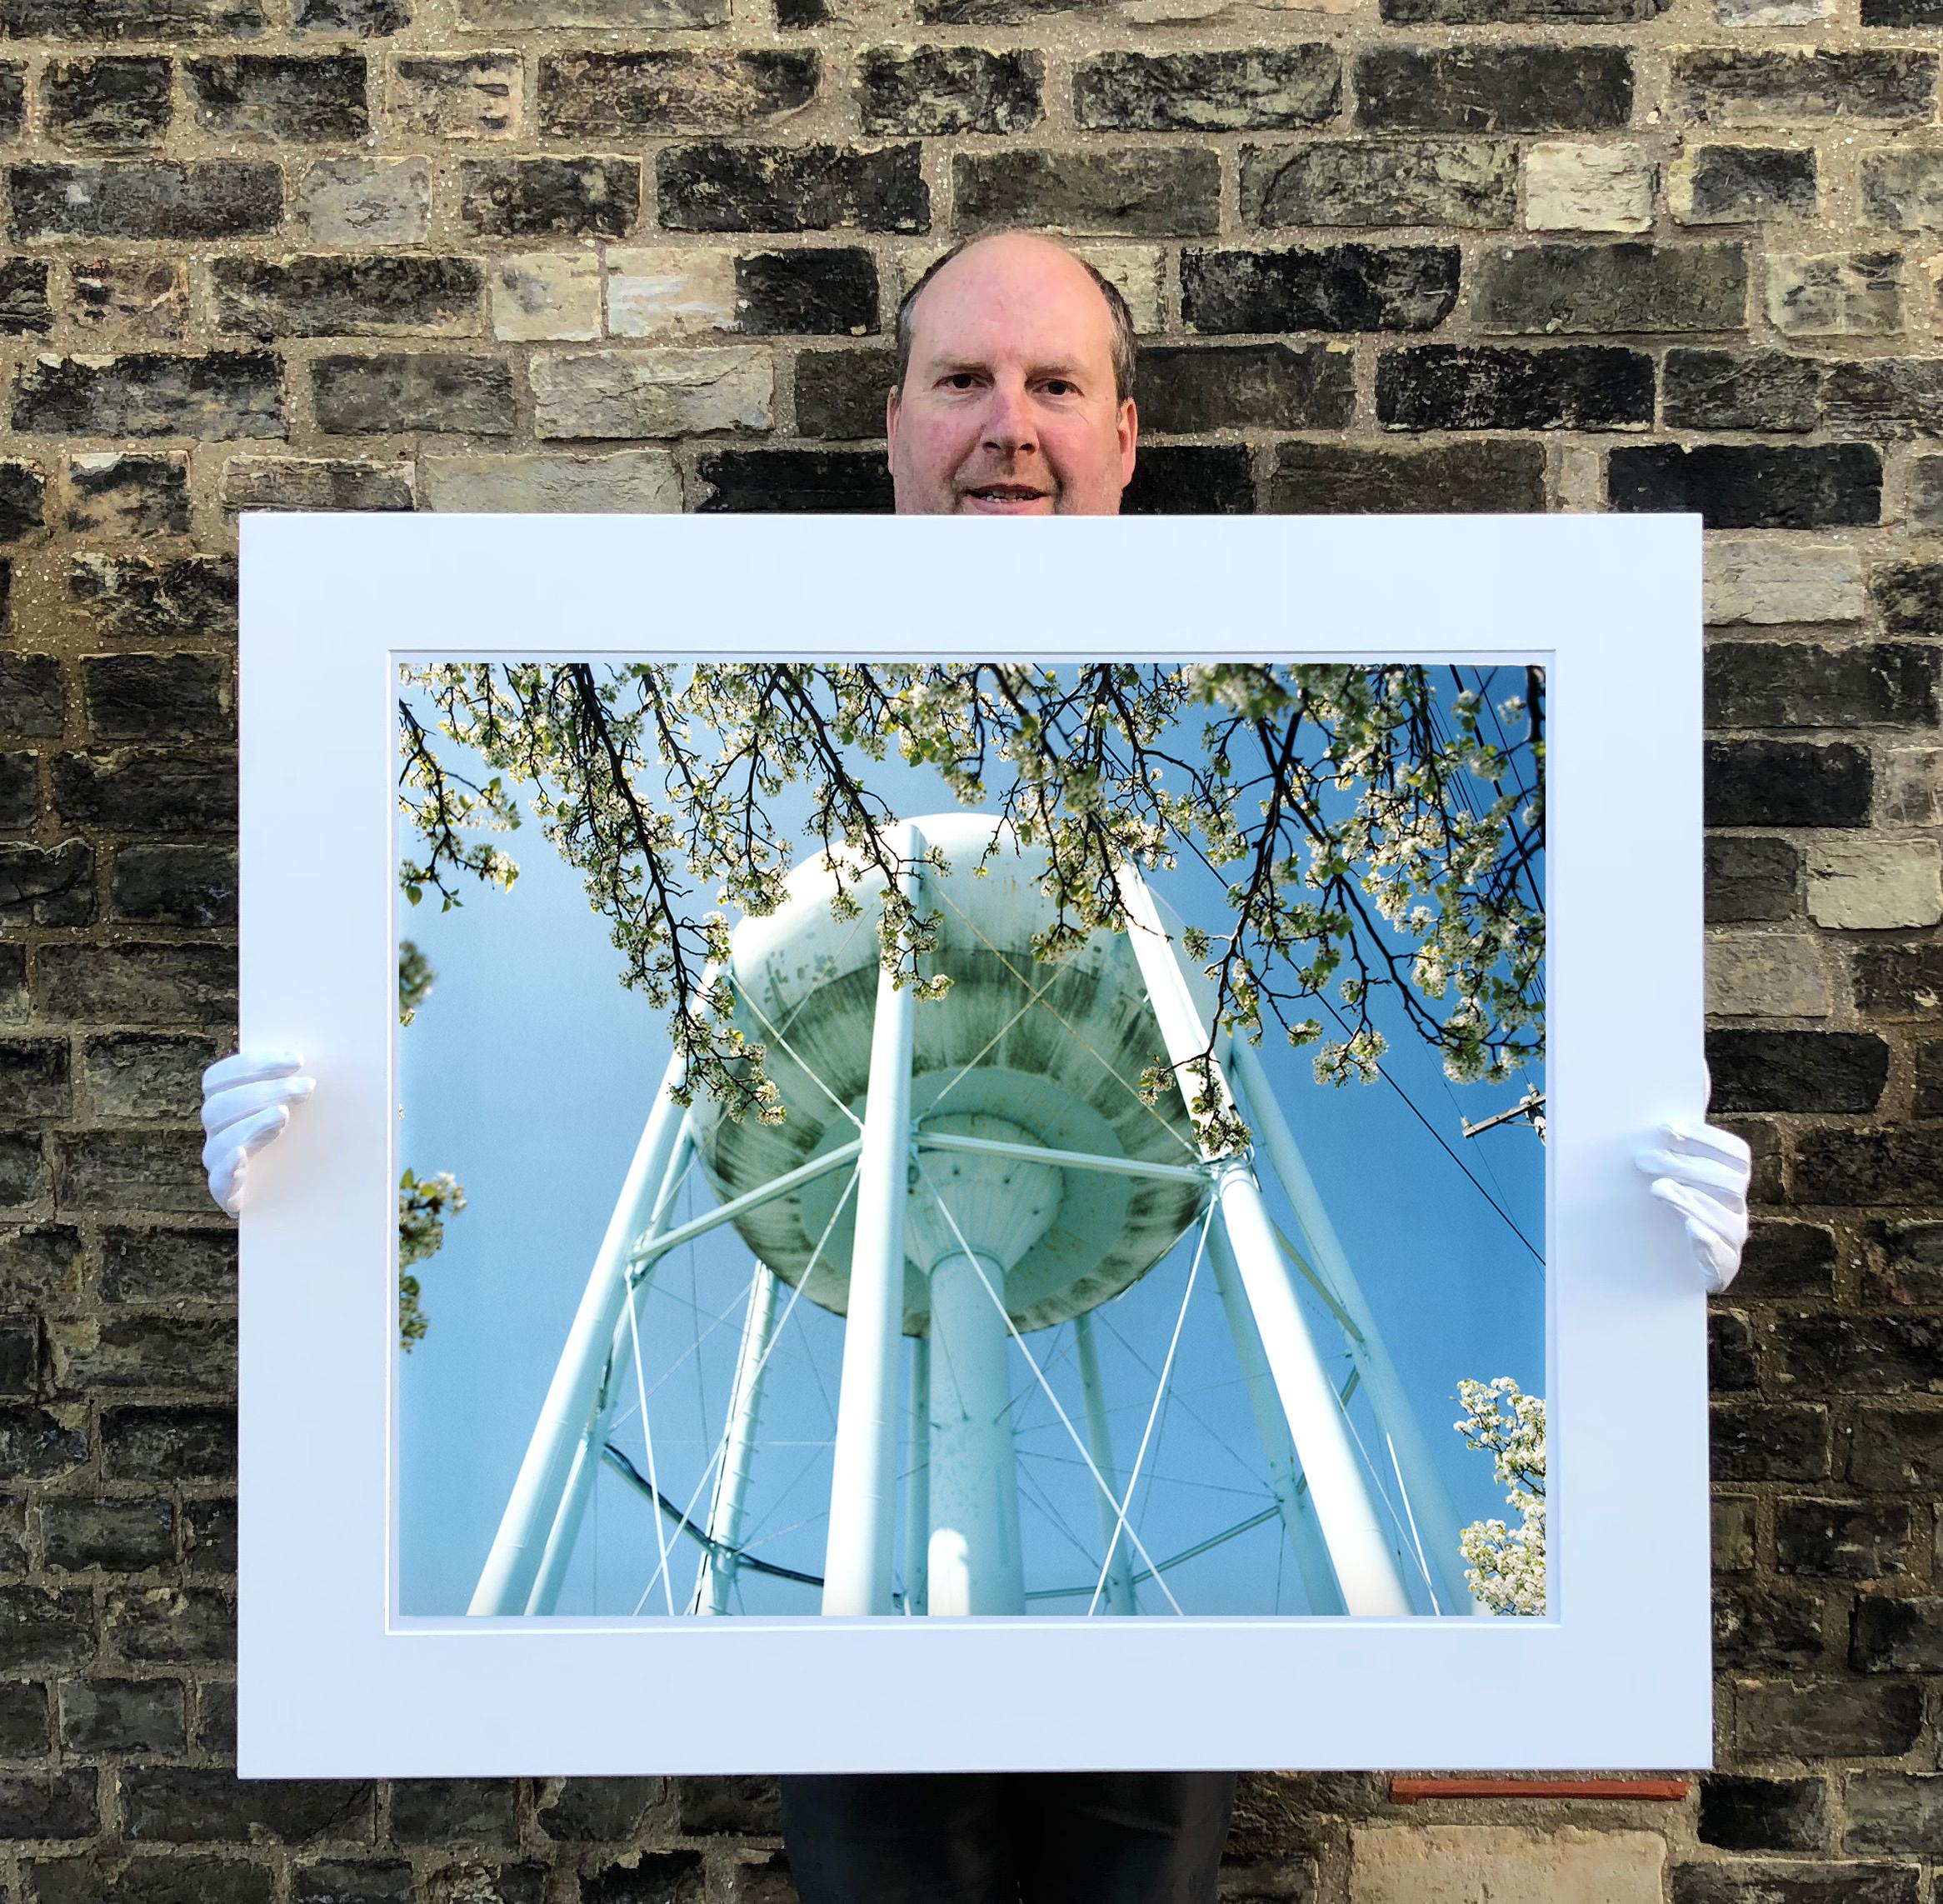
[{"x1": 780, "y1": 1772, "x2": 1238, "y2": 1904}]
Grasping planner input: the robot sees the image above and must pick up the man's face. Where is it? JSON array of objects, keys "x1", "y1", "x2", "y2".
[{"x1": 887, "y1": 234, "x2": 1137, "y2": 517}]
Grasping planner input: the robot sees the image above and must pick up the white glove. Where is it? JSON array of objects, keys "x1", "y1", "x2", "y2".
[
  {"x1": 202, "y1": 1048, "x2": 313, "y2": 1217},
  {"x1": 1635, "y1": 1120, "x2": 1751, "y2": 1295}
]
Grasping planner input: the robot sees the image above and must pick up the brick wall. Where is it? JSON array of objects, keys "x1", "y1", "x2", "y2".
[{"x1": 0, "y1": 0, "x2": 1938, "y2": 1890}]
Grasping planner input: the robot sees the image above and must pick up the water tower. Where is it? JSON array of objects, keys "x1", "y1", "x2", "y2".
[{"x1": 468, "y1": 815, "x2": 1480, "y2": 1621}]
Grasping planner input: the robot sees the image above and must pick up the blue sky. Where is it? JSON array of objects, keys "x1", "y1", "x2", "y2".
[{"x1": 396, "y1": 667, "x2": 1545, "y2": 1619}]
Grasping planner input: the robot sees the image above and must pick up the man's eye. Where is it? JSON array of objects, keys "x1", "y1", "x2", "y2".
[
  {"x1": 1041, "y1": 379, "x2": 1077, "y2": 397},
  {"x1": 942, "y1": 373, "x2": 979, "y2": 390}
]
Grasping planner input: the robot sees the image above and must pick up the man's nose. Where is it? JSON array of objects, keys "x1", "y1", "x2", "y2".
[{"x1": 981, "y1": 378, "x2": 1036, "y2": 452}]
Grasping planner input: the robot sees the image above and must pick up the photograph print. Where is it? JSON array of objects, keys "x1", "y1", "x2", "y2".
[{"x1": 392, "y1": 658, "x2": 1547, "y2": 1626}]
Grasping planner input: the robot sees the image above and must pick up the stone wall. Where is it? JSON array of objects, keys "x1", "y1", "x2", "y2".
[{"x1": 0, "y1": 0, "x2": 1939, "y2": 1892}]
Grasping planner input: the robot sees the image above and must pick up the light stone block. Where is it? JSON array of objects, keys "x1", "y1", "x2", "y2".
[
  {"x1": 1878, "y1": 747, "x2": 1943, "y2": 827},
  {"x1": 605, "y1": 247, "x2": 738, "y2": 338},
  {"x1": 1704, "y1": 537, "x2": 1866, "y2": 626},
  {"x1": 1807, "y1": 837, "x2": 1943, "y2": 930},
  {"x1": 1767, "y1": 252, "x2": 1903, "y2": 337},
  {"x1": 1525, "y1": 143, "x2": 1653, "y2": 233},
  {"x1": 423, "y1": 451, "x2": 681, "y2": 513},
  {"x1": 531, "y1": 347, "x2": 772, "y2": 439},
  {"x1": 1716, "y1": 0, "x2": 1829, "y2": 22},
  {"x1": 293, "y1": 157, "x2": 431, "y2": 248},
  {"x1": 1706, "y1": 934, "x2": 1832, "y2": 1018},
  {"x1": 491, "y1": 252, "x2": 602, "y2": 342},
  {"x1": 1351, "y1": 1828, "x2": 1665, "y2": 1904}
]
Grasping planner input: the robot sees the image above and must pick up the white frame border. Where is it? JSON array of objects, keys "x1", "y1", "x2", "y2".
[{"x1": 237, "y1": 512, "x2": 1708, "y2": 1777}]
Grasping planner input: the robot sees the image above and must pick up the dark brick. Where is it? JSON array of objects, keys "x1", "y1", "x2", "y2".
[
  {"x1": 1677, "y1": 146, "x2": 1817, "y2": 223},
  {"x1": 538, "y1": 51, "x2": 817, "y2": 136},
  {"x1": 14, "y1": 352, "x2": 282, "y2": 440},
  {"x1": 183, "y1": 55, "x2": 366, "y2": 142},
  {"x1": 1736, "y1": 1222, "x2": 1837, "y2": 1302},
  {"x1": 1474, "y1": 241, "x2": 1745, "y2": 334},
  {"x1": 1920, "y1": 1044, "x2": 1943, "y2": 1118},
  {"x1": 0, "y1": 1680, "x2": 47, "y2": 1754},
  {"x1": 1794, "y1": 1130, "x2": 1943, "y2": 1206},
  {"x1": 1864, "y1": 152, "x2": 1943, "y2": 234},
  {"x1": 1121, "y1": 444, "x2": 1255, "y2": 515},
  {"x1": 0, "y1": 1767, "x2": 97, "y2": 1837},
  {"x1": 0, "y1": 1037, "x2": 68, "y2": 1120},
  {"x1": 1182, "y1": 245, "x2": 1458, "y2": 332},
  {"x1": 10, "y1": 162, "x2": 279, "y2": 242},
  {"x1": 71, "y1": 257, "x2": 188, "y2": 334},
  {"x1": 83, "y1": 1032, "x2": 214, "y2": 1121},
  {"x1": 53, "y1": 1311, "x2": 231, "y2": 1392},
  {"x1": 0, "y1": 460, "x2": 46, "y2": 545},
  {"x1": 1706, "y1": 1030, "x2": 1889, "y2": 1115},
  {"x1": 1773, "y1": 1313, "x2": 1943, "y2": 1394},
  {"x1": 1707, "y1": 741, "x2": 1871, "y2": 827},
  {"x1": 1712, "y1": 1402, "x2": 1831, "y2": 1482},
  {"x1": 675, "y1": 1776, "x2": 780, "y2": 1835},
  {"x1": 0, "y1": 1224, "x2": 80, "y2": 1302},
  {"x1": 110, "y1": 844, "x2": 237, "y2": 927},
  {"x1": 0, "y1": 1404, "x2": 87, "y2": 1478},
  {"x1": 1614, "y1": 445, "x2": 1880, "y2": 531},
  {"x1": 293, "y1": 1862, "x2": 416, "y2": 1904},
  {"x1": 1711, "y1": 1309, "x2": 1757, "y2": 1392},
  {"x1": 55, "y1": 1132, "x2": 205, "y2": 1214},
  {"x1": 1821, "y1": 362, "x2": 1943, "y2": 440},
  {"x1": 458, "y1": 157, "x2": 638, "y2": 238},
  {"x1": 104, "y1": 1584, "x2": 233, "y2": 1663},
  {"x1": 183, "y1": 1497, "x2": 236, "y2": 1572},
  {"x1": 32, "y1": 1852, "x2": 271, "y2": 1904},
  {"x1": 1681, "y1": 1857, "x2": 1916, "y2": 1902},
  {"x1": 795, "y1": 347, "x2": 893, "y2": 438},
  {"x1": 696, "y1": 448, "x2": 891, "y2": 512},
  {"x1": 1862, "y1": 0, "x2": 1943, "y2": 21},
  {"x1": 1850, "y1": 1408, "x2": 1943, "y2": 1490},
  {"x1": 956, "y1": 148, "x2": 1217, "y2": 237},
  {"x1": 1700, "y1": 1775, "x2": 1828, "y2": 1852},
  {"x1": 102, "y1": 1406, "x2": 232, "y2": 1483},
  {"x1": 1776, "y1": 1501, "x2": 1911, "y2": 1579},
  {"x1": 37, "y1": 942, "x2": 235, "y2": 1025},
  {"x1": 1736, "y1": 1679, "x2": 1923, "y2": 1757},
  {"x1": 658, "y1": 142, "x2": 927, "y2": 234},
  {"x1": 1715, "y1": 1497, "x2": 1755, "y2": 1572},
  {"x1": 100, "y1": 1227, "x2": 233, "y2": 1306},
  {"x1": 118, "y1": 1767, "x2": 374, "y2": 1843},
  {"x1": 1868, "y1": 1224, "x2": 1943, "y2": 1305},
  {"x1": 1707, "y1": 837, "x2": 1801, "y2": 924},
  {"x1": 1872, "y1": 563, "x2": 1943, "y2": 636},
  {"x1": 83, "y1": 655, "x2": 230, "y2": 742},
  {"x1": 69, "y1": 554, "x2": 236, "y2": 641},
  {"x1": 0, "y1": 748, "x2": 33, "y2": 827},
  {"x1": 732, "y1": 249, "x2": 877, "y2": 336},
  {"x1": 51, "y1": 750, "x2": 234, "y2": 832},
  {"x1": 536, "y1": 1778, "x2": 662, "y2": 1842},
  {"x1": 0, "y1": 652, "x2": 61, "y2": 736},
  {"x1": 1845, "y1": 1776, "x2": 1943, "y2": 1857},
  {"x1": 1377, "y1": 345, "x2": 1651, "y2": 430},
  {"x1": 1269, "y1": 440, "x2": 1545, "y2": 512},
  {"x1": 67, "y1": 453, "x2": 189, "y2": 539},
  {"x1": 0, "y1": 1129, "x2": 47, "y2": 1203},
  {"x1": 42, "y1": 1499, "x2": 174, "y2": 1572},
  {"x1": 1354, "y1": 46, "x2": 1631, "y2": 132},
  {"x1": 1, "y1": 0, "x2": 264, "y2": 35},
  {"x1": 1854, "y1": 947, "x2": 1943, "y2": 1022},
  {"x1": 0, "y1": 1312, "x2": 36, "y2": 1394},
  {"x1": 1707, "y1": 642, "x2": 1936, "y2": 729},
  {"x1": 582, "y1": 1851, "x2": 705, "y2": 1904},
  {"x1": 212, "y1": 256, "x2": 481, "y2": 339},
  {"x1": 1666, "y1": 351, "x2": 1820, "y2": 432},
  {"x1": 296, "y1": 0, "x2": 408, "y2": 28},
  {"x1": 312, "y1": 353, "x2": 514, "y2": 436},
  {"x1": 1242, "y1": 138, "x2": 1516, "y2": 229},
  {"x1": 0, "y1": 1585, "x2": 94, "y2": 1670},
  {"x1": 1672, "y1": 51, "x2": 1938, "y2": 127},
  {"x1": 44, "y1": 57, "x2": 172, "y2": 151},
  {"x1": 221, "y1": 456, "x2": 413, "y2": 513},
  {"x1": 1074, "y1": 48, "x2": 1337, "y2": 132},
  {"x1": 0, "y1": 257, "x2": 47, "y2": 336},
  {"x1": 388, "y1": 1779, "x2": 519, "y2": 1845},
  {"x1": 1386, "y1": 0, "x2": 1661, "y2": 17},
  {"x1": 1141, "y1": 343, "x2": 1353, "y2": 433},
  {"x1": 856, "y1": 45, "x2": 1040, "y2": 137},
  {"x1": 1852, "y1": 1596, "x2": 1943, "y2": 1672},
  {"x1": 0, "y1": 842, "x2": 92, "y2": 926}
]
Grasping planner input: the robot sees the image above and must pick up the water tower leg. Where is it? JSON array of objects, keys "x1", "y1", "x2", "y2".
[
  {"x1": 822, "y1": 825, "x2": 923, "y2": 1617},
  {"x1": 926, "y1": 1244, "x2": 1026, "y2": 1616},
  {"x1": 1073, "y1": 1311, "x2": 1137, "y2": 1616},
  {"x1": 1228, "y1": 1040, "x2": 1481, "y2": 1617},
  {"x1": 471, "y1": 1054, "x2": 692, "y2": 1617},
  {"x1": 1207, "y1": 1226, "x2": 1346, "y2": 1616},
  {"x1": 695, "y1": 1262, "x2": 781, "y2": 1615},
  {"x1": 904, "y1": 1335, "x2": 930, "y2": 1615}
]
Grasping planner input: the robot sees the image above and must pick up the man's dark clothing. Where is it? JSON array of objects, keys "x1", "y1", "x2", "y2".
[{"x1": 780, "y1": 1771, "x2": 1237, "y2": 1904}]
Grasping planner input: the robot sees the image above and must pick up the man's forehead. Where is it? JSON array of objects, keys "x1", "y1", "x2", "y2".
[{"x1": 907, "y1": 242, "x2": 1116, "y2": 359}]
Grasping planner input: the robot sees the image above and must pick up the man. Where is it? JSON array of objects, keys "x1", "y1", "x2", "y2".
[{"x1": 203, "y1": 228, "x2": 1751, "y2": 1904}]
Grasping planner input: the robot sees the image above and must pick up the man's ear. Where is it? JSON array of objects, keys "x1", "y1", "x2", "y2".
[
  {"x1": 886, "y1": 384, "x2": 901, "y2": 447},
  {"x1": 1118, "y1": 397, "x2": 1138, "y2": 489}
]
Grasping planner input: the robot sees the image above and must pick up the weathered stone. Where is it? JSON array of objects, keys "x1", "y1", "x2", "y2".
[
  {"x1": 794, "y1": 348, "x2": 893, "y2": 437},
  {"x1": 41, "y1": 1499, "x2": 174, "y2": 1571},
  {"x1": 50, "y1": 750, "x2": 233, "y2": 832},
  {"x1": 67, "y1": 452, "x2": 188, "y2": 539},
  {"x1": 108, "y1": 845, "x2": 236, "y2": 927},
  {"x1": 1701, "y1": 1777, "x2": 1828, "y2": 1852},
  {"x1": 117, "y1": 1767, "x2": 374, "y2": 1844},
  {"x1": 1917, "y1": 1044, "x2": 1943, "y2": 1116},
  {"x1": 84, "y1": 655, "x2": 230, "y2": 742},
  {"x1": 0, "y1": 256, "x2": 48, "y2": 334},
  {"x1": 1183, "y1": 245, "x2": 1458, "y2": 331},
  {"x1": 1704, "y1": 539, "x2": 1864, "y2": 623},
  {"x1": 1243, "y1": 139, "x2": 1516, "y2": 228},
  {"x1": 69, "y1": 257, "x2": 187, "y2": 335},
  {"x1": 0, "y1": 653, "x2": 62, "y2": 737},
  {"x1": 0, "y1": 842, "x2": 87, "y2": 922},
  {"x1": 1354, "y1": 47, "x2": 1632, "y2": 132},
  {"x1": 1524, "y1": 141, "x2": 1652, "y2": 232},
  {"x1": 213, "y1": 256, "x2": 482, "y2": 338},
  {"x1": 1711, "y1": 1308, "x2": 1758, "y2": 1392},
  {"x1": 956, "y1": 148, "x2": 1218, "y2": 236},
  {"x1": 390, "y1": 1779, "x2": 520, "y2": 1846},
  {"x1": 458, "y1": 0, "x2": 723, "y2": 22},
  {"x1": 458, "y1": 157, "x2": 639, "y2": 238},
  {"x1": 59, "y1": 1682, "x2": 190, "y2": 1760},
  {"x1": 1384, "y1": 0, "x2": 1661, "y2": 18},
  {"x1": 292, "y1": 157, "x2": 429, "y2": 247},
  {"x1": 36, "y1": 942, "x2": 234, "y2": 1023},
  {"x1": 1776, "y1": 1500, "x2": 1911, "y2": 1579},
  {"x1": 295, "y1": 0, "x2": 407, "y2": 30},
  {"x1": 1862, "y1": 151, "x2": 1943, "y2": 232},
  {"x1": 55, "y1": 1132, "x2": 205, "y2": 1213},
  {"x1": 1613, "y1": 447, "x2": 1881, "y2": 530},
  {"x1": 1710, "y1": 742, "x2": 1871, "y2": 829},
  {"x1": 1873, "y1": 563, "x2": 1943, "y2": 635},
  {"x1": 1772, "y1": 1312, "x2": 1943, "y2": 1393},
  {"x1": 422, "y1": 452, "x2": 681, "y2": 513},
  {"x1": 1670, "y1": 145, "x2": 1817, "y2": 225},
  {"x1": 1712, "y1": 1402, "x2": 1831, "y2": 1481},
  {"x1": 1377, "y1": 345, "x2": 1651, "y2": 429},
  {"x1": 583, "y1": 1852, "x2": 703, "y2": 1904},
  {"x1": 1852, "y1": 943, "x2": 1943, "y2": 1020},
  {"x1": 857, "y1": 45, "x2": 1041, "y2": 136},
  {"x1": 1705, "y1": 933, "x2": 1832, "y2": 1017},
  {"x1": 1877, "y1": 747, "x2": 1943, "y2": 827},
  {"x1": 182, "y1": 54, "x2": 366, "y2": 142},
  {"x1": 1268, "y1": 439, "x2": 1543, "y2": 511},
  {"x1": 1768, "y1": 252, "x2": 1902, "y2": 338},
  {"x1": 1075, "y1": 47, "x2": 1337, "y2": 132},
  {"x1": 1141, "y1": 343, "x2": 1352, "y2": 432},
  {"x1": 1348, "y1": 1827, "x2": 1664, "y2": 1904},
  {"x1": 1844, "y1": 1776, "x2": 1943, "y2": 1857},
  {"x1": 1673, "y1": 50, "x2": 1938, "y2": 127},
  {"x1": 1793, "y1": 1130, "x2": 1943, "y2": 1207},
  {"x1": 10, "y1": 162, "x2": 279, "y2": 241},
  {"x1": 1868, "y1": 1223, "x2": 1943, "y2": 1305},
  {"x1": 540, "y1": 52, "x2": 816, "y2": 136},
  {"x1": 292, "y1": 1862, "x2": 415, "y2": 1904},
  {"x1": 1807, "y1": 839, "x2": 1942, "y2": 931},
  {"x1": 1821, "y1": 361, "x2": 1943, "y2": 439},
  {"x1": 311, "y1": 353, "x2": 513, "y2": 435},
  {"x1": 1851, "y1": 1408, "x2": 1943, "y2": 1490},
  {"x1": 390, "y1": 52, "x2": 520, "y2": 139},
  {"x1": 101, "y1": 1406, "x2": 232, "y2": 1483},
  {"x1": 221, "y1": 457, "x2": 412, "y2": 513},
  {"x1": 14, "y1": 352, "x2": 283, "y2": 439},
  {"x1": 3, "y1": 0, "x2": 261, "y2": 32},
  {"x1": 1739, "y1": 1678, "x2": 1922, "y2": 1757},
  {"x1": 658, "y1": 143, "x2": 926, "y2": 233},
  {"x1": 1707, "y1": 642, "x2": 1935, "y2": 725},
  {"x1": 0, "y1": 1764, "x2": 97, "y2": 1834},
  {"x1": 44, "y1": 57, "x2": 172, "y2": 150},
  {"x1": 531, "y1": 348, "x2": 772, "y2": 438},
  {"x1": 99, "y1": 1227, "x2": 234, "y2": 1304},
  {"x1": 83, "y1": 1032, "x2": 215, "y2": 1121},
  {"x1": 0, "y1": 1038, "x2": 68, "y2": 1120},
  {"x1": 536, "y1": 1777, "x2": 662, "y2": 1842},
  {"x1": 1473, "y1": 241, "x2": 1746, "y2": 332},
  {"x1": 1707, "y1": 1030, "x2": 1888, "y2": 1113},
  {"x1": 487, "y1": 253, "x2": 599, "y2": 343},
  {"x1": 1714, "y1": 1496, "x2": 1755, "y2": 1571},
  {"x1": 1910, "y1": 458, "x2": 1943, "y2": 532},
  {"x1": 695, "y1": 448, "x2": 890, "y2": 512}
]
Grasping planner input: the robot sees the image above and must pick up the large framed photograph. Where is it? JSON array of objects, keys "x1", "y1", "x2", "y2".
[{"x1": 237, "y1": 512, "x2": 1706, "y2": 1775}]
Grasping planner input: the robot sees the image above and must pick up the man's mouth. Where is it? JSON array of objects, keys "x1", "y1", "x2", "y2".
[{"x1": 959, "y1": 482, "x2": 1052, "y2": 512}]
